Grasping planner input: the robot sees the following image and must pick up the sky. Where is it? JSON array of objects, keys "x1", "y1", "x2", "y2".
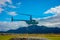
[
  {"x1": 0, "y1": 0, "x2": 60, "y2": 21},
  {"x1": 0, "y1": 0, "x2": 60, "y2": 31}
]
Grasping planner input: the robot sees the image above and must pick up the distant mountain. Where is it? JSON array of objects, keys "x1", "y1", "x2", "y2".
[{"x1": 0, "y1": 25, "x2": 60, "y2": 34}]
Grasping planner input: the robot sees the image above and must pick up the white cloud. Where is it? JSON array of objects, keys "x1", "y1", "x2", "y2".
[
  {"x1": 0, "y1": 8, "x2": 4, "y2": 13},
  {"x1": 0, "y1": 21, "x2": 28, "y2": 31},
  {"x1": 16, "y1": 2, "x2": 21, "y2": 5},
  {"x1": 0, "y1": 0, "x2": 14, "y2": 13},
  {"x1": 37, "y1": 20, "x2": 60, "y2": 28},
  {"x1": 0, "y1": 0, "x2": 22, "y2": 15},
  {"x1": 0, "y1": 0, "x2": 6, "y2": 5},
  {"x1": 8, "y1": 12, "x2": 18, "y2": 16},
  {"x1": 37, "y1": 5, "x2": 60, "y2": 27},
  {"x1": 8, "y1": 5, "x2": 17, "y2": 8},
  {"x1": 32, "y1": 18, "x2": 41, "y2": 21},
  {"x1": 44, "y1": 5, "x2": 60, "y2": 14},
  {"x1": 0, "y1": 0, "x2": 12, "y2": 6},
  {"x1": 6, "y1": 0, "x2": 12, "y2": 4},
  {"x1": 0, "y1": 0, "x2": 21, "y2": 8}
]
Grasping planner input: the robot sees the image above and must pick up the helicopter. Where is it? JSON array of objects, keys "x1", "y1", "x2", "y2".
[{"x1": 11, "y1": 13, "x2": 38, "y2": 25}]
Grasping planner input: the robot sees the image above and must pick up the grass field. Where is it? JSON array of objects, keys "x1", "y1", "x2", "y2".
[{"x1": 0, "y1": 34, "x2": 60, "y2": 40}]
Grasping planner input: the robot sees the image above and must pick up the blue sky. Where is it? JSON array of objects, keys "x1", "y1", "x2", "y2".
[
  {"x1": 0, "y1": 0, "x2": 60, "y2": 31},
  {"x1": 0, "y1": 0, "x2": 60, "y2": 21}
]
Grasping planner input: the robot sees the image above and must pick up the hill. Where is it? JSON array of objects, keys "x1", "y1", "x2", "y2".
[{"x1": 0, "y1": 25, "x2": 60, "y2": 34}]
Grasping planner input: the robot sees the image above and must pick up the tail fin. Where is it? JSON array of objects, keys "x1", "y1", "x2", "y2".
[
  {"x1": 30, "y1": 15, "x2": 32, "y2": 22},
  {"x1": 11, "y1": 16, "x2": 13, "y2": 22}
]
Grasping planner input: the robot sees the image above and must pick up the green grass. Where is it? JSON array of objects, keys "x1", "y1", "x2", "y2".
[
  {"x1": 0, "y1": 35, "x2": 13, "y2": 40},
  {"x1": 0, "y1": 34, "x2": 60, "y2": 40}
]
